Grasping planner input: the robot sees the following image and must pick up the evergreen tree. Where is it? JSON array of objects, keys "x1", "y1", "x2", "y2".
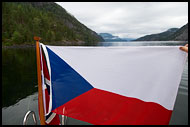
[
  {"x1": 12, "y1": 31, "x2": 23, "y2": 44},
  {"x1": 2, "y1": 2, "x2": 104, "y2": 46}
]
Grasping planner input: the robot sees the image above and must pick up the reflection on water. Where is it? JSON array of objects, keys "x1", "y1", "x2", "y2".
[
  {"x1": 2, "y1": 41, "x2": 188, "y2": 125},
  {"x1": 2, "y1": 47, "x2": 38, "y2": 107}
]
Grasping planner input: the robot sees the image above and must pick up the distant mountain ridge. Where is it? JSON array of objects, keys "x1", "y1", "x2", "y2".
[
  {"x1": 135, "y1": 23, "x2": 188, "y2": 41},
  {"x1": 99, "y1": 33, "x2": 135, "y2": 42},
  {"x1": 167, "y1": 23, "x2": 188, "y2": 41},
  {"x1": 2, "y1": 2, "x2": 104, "y2": 46}
]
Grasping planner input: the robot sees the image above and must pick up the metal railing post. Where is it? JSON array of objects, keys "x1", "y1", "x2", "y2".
[{"x1": 23, "y1": 111, "x2": 37, "y2": 125}]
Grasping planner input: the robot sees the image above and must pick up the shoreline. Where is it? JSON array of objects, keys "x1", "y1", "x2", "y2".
[
  {"x1": 2, "y1": 44, "x2": 36, "y2": 49},
  {"x1": 2, "y1": 41, "x2": 187, "y2": 49},
  {"x1": 2, "y1": 40, "x2": 89, "y2": 49}
]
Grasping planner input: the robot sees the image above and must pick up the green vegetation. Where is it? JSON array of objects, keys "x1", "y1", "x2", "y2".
[
  {"x1": 2, "y1": 2, "x2": 104, "y2": 46},
  {"x1": 167, "y1": 23, "x2": 188, "y2": 41},
  {"x1": 135, "y1": 24, "x2": 188, "y2": 41}
]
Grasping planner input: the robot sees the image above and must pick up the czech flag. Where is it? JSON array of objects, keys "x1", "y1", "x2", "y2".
[{"x1": 37, "y1": 43, "x2": 187, "y2": 125}]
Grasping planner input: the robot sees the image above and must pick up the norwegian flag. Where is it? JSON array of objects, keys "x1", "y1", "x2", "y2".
[{"x1": 39, "y1": 43, "x2": 60, "y2": 125}]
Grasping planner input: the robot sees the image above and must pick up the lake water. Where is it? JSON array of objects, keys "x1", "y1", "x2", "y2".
[{"x1": 2, "y1": 41, "x2": 188, "y2": 125}]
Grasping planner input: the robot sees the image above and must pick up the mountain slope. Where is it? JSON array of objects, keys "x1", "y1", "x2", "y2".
[
  {"x1": 167, "y1": 23, "x2": 188, "y2": 41},
  {"x1": 99, "y1": 33, "x2": 135, "y2": 42},
  {"x1": 135, "y1": 23, "x2": 188, "y2": 41},
  {"x1": 135, "y1": 28, "x2": 179, "y2": 41},
  {"x1": 2, "y1": 2, "x2": 104, "y2": 46}
]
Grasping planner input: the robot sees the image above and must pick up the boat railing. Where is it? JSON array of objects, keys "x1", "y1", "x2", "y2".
[
  {"x1": 23, "y1": 111, "x2": 37, "y2": 125},
  {"x1": 23, "y1": 110, "x2": 67, "y2": 125}
]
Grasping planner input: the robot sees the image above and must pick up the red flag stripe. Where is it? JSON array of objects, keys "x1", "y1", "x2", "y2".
[
  {"x1": 41, "y1": 48, "x2": 50, "y2": 80},
  {"x1": 52, "y1": 88, "x2": 172, "y2": 125}
]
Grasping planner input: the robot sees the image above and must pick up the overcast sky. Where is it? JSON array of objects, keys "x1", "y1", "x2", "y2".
[{"x1": 56, "y1": 2, "x2": 188, "y2": 39}]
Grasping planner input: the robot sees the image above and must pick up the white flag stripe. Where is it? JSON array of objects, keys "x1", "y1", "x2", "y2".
[
  {"x1": 45, "y1": 78, "x2": 50, "y2": 86},
  {"x1": 47, "y1": 46, "x2": 187, "y2": 110},
  {"x1": 45, "y1": 113, "x2": 57, "y2": 124}
]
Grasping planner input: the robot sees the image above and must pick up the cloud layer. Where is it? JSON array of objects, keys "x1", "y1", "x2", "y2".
[{"x1": 56, "y1": 2, "x2": 188, "y2": 38}]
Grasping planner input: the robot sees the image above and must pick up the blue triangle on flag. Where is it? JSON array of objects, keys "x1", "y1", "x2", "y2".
[{"x1": 46, "y1": 47, "x2": 94, "y2": 110}]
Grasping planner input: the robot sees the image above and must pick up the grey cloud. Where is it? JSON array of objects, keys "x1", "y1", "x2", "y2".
[{"x1": 56, "y1": 2, "x2": 188, "y2": 38}]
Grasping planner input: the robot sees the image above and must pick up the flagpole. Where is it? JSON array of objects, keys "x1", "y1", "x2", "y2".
[{"x1": 35, "y1": 36, "x2": 46, "y2": 125}]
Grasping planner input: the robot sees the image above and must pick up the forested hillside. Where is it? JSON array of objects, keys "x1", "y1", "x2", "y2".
[
  {"x1": 135, "y1": 28, "x2": 179, "y2": 41},
  {"x1": 2, "y1": 2, "x2": 104, "y2": 46},
  {"x1": 167, "y1": 23, "x2": 188, "y2": 41},
  {"x1": 135, "y1": 23, "x2": 188, "y2": 41}
]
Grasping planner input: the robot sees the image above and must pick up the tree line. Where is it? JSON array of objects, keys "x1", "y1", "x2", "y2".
[{"x1": 2, "y1": 2, "x2": 103, "y2": 46}]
